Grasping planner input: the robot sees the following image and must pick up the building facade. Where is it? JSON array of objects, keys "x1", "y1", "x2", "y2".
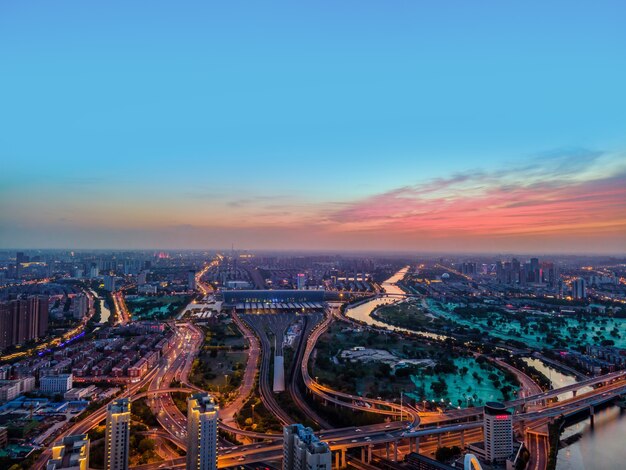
[
  {"x1": 483, "y1": 402, "x2": 513, "y2": 464},
  {"x1": 41, "y1": 374, "x2": 73, "y2": 395},
  {"x1": 0, "y1": 296, "x2": 49, "y2": 350},
  {"x1": 47, "y1": 434, "x2": 90, "y2": 470},
  {"x1": 283, "y1": 424, "x2": 331, "y2": 470},
  {"x1": 105, "y1": 398, "x2": 131, "y2": 470},
  {"x1": 186, "y1": 393, "x2": 218, "y2": 470}
]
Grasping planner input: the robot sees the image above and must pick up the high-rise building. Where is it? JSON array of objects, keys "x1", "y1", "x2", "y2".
[
  {"x1": 283, "y1": 424, "x2": 332, "y2": 470},
  {"x1": 483, "y1": 402, "x2": 513, "y2": 464},
  {"x1": 104, "y1": 275, "x2": 116, "y2": 292},
  {"x1": 296, "y1": 273, "x2": 306, "y2": 290},
  {"x1": 187, "y1": 393, "x2": 219, "y2": 470},
  {"x1": 0, "y1": 296, "x2": 48, "y2": 351},
  {"x1": 72, "y1": 294, "x2": 89, "y2": 320},
  {"x1": 47, "y1": 434, "x2": 90, "y2": 470},
  {"x1": 105, "y1": 398, "x2": 131, "y2": 470},
  {"x1": 188, "y1": 270, "x2": 197, "y2": 291},
  {"x1": 572, "y1": 278, "x2": 587, "y2": 299}
]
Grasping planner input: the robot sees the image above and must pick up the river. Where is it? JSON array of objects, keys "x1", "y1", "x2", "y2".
[
  {"x1": 90, "y1": 289, "x2": 110, "y2": 323},
  {"x1": 523, "y1": 357, "x2": 626, "y2": 469},
  {"x1": 344, "y1": 266, "x2": 446, "y2": 340}
]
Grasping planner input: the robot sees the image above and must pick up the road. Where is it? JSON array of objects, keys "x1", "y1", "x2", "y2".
[{"x1": 219, "y1": 312, "x2": 261, "y2": 425}]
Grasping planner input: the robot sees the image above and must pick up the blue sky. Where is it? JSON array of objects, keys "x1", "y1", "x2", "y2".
[{"x1": 1, "y1": 1, "x2": 625, "y2": 252}]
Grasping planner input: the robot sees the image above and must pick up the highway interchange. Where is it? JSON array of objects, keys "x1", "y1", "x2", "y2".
[{"x1": 30, "y1": 262, "x2": 626, "y2": 470}]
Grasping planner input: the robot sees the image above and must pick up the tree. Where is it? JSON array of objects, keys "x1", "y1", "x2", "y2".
[{"x1": 138, "y1": 438, "x2": 155, "y2": 453}]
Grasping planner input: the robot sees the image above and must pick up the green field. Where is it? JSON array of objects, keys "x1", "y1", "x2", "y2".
[{"x1": 126, "y1": 295, "x2": 190, "y2": 320}]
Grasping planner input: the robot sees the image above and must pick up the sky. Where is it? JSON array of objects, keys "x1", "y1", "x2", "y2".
[{"x1": 1, "y1": 1, "x2": 625, "y2": 254}]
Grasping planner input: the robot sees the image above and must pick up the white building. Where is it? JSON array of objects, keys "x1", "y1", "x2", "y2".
[
  {"x1": 186, "y1": 393, "x2": 218, "y2": 470},
  {"x1": 47, "y1": 434, "x2": 90, "y2": 470},
  {"x1": 40, "y1": 374, "x2": 73, "y2": 395},
  {"x1": 283, "y1": 424, "x2": 331, "y2": 470},
  {"x1": 105, "y1": 398, "x2": 130, "y2": 470},
  {"x1": 0, "y1": 377, "x2": 35, "y2": 401},
  {"x1": 483, "y1": 402, "x2": 513, "y2": 464}
]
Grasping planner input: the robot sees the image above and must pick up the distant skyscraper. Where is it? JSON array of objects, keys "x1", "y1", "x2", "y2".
[
  {"x1": 105, "y1": 398, "x2": 130, "y2": 470},
  {"x1": 188, "y1": 270, "x2": 197, "y2": 291},
  {"x1": 529, "y1": 257, "x2": 540, "y2": 283},
  {"x1": 296, "y1": 273, "x2": 306, "y2": 290},
  {"x1": 483, "y1": 402, "x2": 513, "y2": 464},
  {"x1": 187, "y1": 393, "x2": 218, "y2": 470},
  {"x1": 47, "y1": 434, "x2": 90, "y2": 470},
  {"x1": 283, "y1": 424, "x2": 332, "y2": 470},
  {"x1": 104, "y1": 275, "x2": 116, "y2": 292},
  {"x1": 572, "y1": 278, "x2": 587, "y2": 299}
]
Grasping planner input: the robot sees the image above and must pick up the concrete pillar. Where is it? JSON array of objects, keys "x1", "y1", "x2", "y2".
[
  {"x1": 341, "y1": 449, "x2": 346, "y2": 468},
  {"x1": 590, "y1": 405, "x2": 595, "y2": 428},
  {"x1": 335, "y1": 450, "x2": 340, "y2": 468},
  {"x1": 438, "y1": 434, "x2": 442, "y2": 447},
  {"x1": 386, "y1": 442, "x2": 390, "y2": 460},
  {"x1": 573, "y1": 390, "x2": 577, "y2": 397},
  {"x1": 394, "y1": 439, "x2": 398, "y2": 462},
  {"x1": 367, "y1": 445, "x2": 372, "y2": 464},
  {"x1": 460, "y1": 429, "x2": 465, "y2": 447},
  {"x1": 408, "y1": 437, "x2": 413, "y2": 453},
  {"x1": 415, "y1": 437, "x2": 420, "y2": 453},
  {"x1": 361, "y1": 446, "x2": 366, "y2": 463}
]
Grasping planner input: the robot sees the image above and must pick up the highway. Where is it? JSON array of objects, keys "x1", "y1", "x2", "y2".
[{"x1": 218, "y1": 311, "x2": 261, "y2": 425}]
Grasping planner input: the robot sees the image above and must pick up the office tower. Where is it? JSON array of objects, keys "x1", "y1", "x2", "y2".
[
  {"x1": 104, "y1": 275, "x2": 116, "y2": 292},
  {"x1": 0, "y1": 296, "x2": 48, "y2": 351},
  {"x1": 105, "y1": 398, "x2": 131, "y2": 470},
  {"x1": 529, "y1": 257, "x2": 540, "y2": 283},
  {"x1": 40, "y1": 374, "x2": 73, "y2": 395},
  {"x1": 188, "y1": 270, "x2": 197, "y2": 291},
  {"x1": 297, "y1": 273, "x2": 306, "y2": 290},
  {"x1": 187, "y1": 393, "x2": 219, "y2": 470},
  {"x1": 483, "y1": 402, "x2": 513, "y2": 464},
  {"x1": 283, "y1": 424, "x2": 332, "y2": 470},
  {"x1": 572, "y1": 278, "x2": 587, "y2": 299},
  {"x1": 47, "y1": 434, "x2": 90, "y2": 470}
]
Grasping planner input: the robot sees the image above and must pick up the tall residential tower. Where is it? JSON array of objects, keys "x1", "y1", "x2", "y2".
[
  {"x1": 187, "y1": 393, "x2": 219, "y2": 470},
  {"x1": 105, "y1": 398, "x2": 131, "y2": 470}
]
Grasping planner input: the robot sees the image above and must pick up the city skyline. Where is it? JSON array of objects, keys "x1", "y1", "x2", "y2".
[{"x1": 2, "y1": 1, "x2": 625, "y2": 253}]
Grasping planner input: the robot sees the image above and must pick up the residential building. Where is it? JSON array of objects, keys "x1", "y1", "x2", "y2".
[
  {"x1": 186, "y1": 393, "x2": 218, "y2": 470},
  {"x1": 0, "y1": 296, "x2": 49, "y2": 350},
  {"x1": 104, "y1": 275, "x2": 116, "y2": 292},
  {"x1": 188, "y1": 270, "x2": 197, "y2": 291},
  {"x1": 105, "y1": 398, "x2": 130, "y2": 470},
  {"x1": 572, "y1": 278, "x2": 587, "y2": 299},
  {"x1": 283, "y1": 424, "x2": 332, "y2": 470},
  {"x1": 47, "y1": 434, "x2": 90, "y2": 470}
]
